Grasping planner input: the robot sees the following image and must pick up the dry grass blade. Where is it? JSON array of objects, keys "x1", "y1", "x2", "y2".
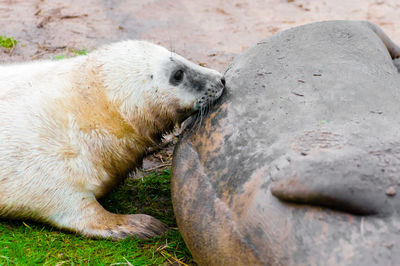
[
  {"x1": 160, "y1": 250, "x2": 189, "y2": 266},
  {"x1": 144, "y1": 163, "x2": 172, "y2": 172}
]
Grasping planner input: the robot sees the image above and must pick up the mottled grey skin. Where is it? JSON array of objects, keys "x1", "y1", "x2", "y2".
[{"x1": 172, "y1": 21, "x2": 400, "y2": 265}]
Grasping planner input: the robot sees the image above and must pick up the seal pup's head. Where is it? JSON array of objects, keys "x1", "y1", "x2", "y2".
[{"x1": 92, "y1": 41, "x2": 225, "y2": 135}]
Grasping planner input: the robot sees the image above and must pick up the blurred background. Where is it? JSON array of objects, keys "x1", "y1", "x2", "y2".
[{"x1": 1, "y1": 0, "x2": 399, "y2": 72}]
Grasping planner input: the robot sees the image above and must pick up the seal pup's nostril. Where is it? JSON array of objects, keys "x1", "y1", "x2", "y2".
[{"x1": 220, "y1": 77, "x2": 226, "y2": 86}]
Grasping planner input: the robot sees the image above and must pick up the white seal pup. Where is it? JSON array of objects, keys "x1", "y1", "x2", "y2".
[{"x1": 0, "y1": 40, "x2": 225, "y2": 239}]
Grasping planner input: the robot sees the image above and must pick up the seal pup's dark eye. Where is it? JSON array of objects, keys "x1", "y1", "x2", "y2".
[{"x1": 173, "y1": 70, "x2": 184, "y2": 83}]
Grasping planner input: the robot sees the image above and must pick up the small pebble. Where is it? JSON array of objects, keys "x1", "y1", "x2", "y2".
[
  {"x1": 385, "y1": 186, "x2": 396, "y2": 196},
  {"x1": 385, "y1": 243, "x2": 394, "y2": 250}
]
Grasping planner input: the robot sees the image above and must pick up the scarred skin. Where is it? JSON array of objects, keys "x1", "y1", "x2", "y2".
[
  {"x1": 172, "y1": 21, "x2": 400, "y2": 265},
  {"x1": 0, "y1": 40, "x2": 224, "y2": 240}
]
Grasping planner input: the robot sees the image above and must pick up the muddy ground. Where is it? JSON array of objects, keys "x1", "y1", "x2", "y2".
[{"x1": 1, "y1": 0, "x2": 399, "y2": 170}]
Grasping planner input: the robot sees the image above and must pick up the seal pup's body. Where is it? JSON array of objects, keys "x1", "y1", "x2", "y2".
[{"x1": 0, "y1": 41, "x2": 224, "y2": 239}]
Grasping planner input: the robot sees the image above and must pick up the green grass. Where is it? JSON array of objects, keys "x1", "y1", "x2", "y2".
[
  {"x1": 0, "y1": 169, "x2": 193, "y2": 265},
  {"x1": 53, "y1": 54, "x2": 67, "y2": 60},
  {"x1": 71, "y1": 49, "x2": 88, "y2": 56},
  {"x1": 53, "y1": 49, "x2": 89, "y2": 60},
  {"x1": 0, "y1": 36, "x2": 17, "y2": 49}
]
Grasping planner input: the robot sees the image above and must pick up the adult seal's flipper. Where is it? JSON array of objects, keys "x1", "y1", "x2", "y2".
[
  {"x1": 362, "y1": 21, "x2": 400, "y2": 72},
  {"x1": 363, "y1": 21, "x2": 400, "y2": 59},
  {"x1": 270, "y1": 147, "x2": 396, "y2": 216}
]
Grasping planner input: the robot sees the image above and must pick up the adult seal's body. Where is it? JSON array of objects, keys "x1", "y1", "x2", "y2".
[
  {"x1": 172, "y1": 21, "x2": 400, "y2": 265},
  {"x1": 0, "y1": 40, "x2": 224, "y2": 239}
]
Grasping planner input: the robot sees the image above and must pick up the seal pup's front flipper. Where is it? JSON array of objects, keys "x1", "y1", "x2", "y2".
[{"x1": 270, "y1": 148, "x2": 396, "y2": 216}]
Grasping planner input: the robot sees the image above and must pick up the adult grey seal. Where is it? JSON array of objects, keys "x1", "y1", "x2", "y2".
[
  {"x1": 0, "y1": 40, "x2": 224, "y2": 240},
  {"x1": 172, "y1": 20, "x2": 400, "y2": 265}
]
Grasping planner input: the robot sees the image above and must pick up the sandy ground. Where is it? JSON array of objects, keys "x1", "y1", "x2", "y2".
[
  {"x1": 1, "y1": 0, "x2": 400, "y2": 70},
  {"x1": 1, "y1": 0, "x2": 399, "y2": 169}
]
